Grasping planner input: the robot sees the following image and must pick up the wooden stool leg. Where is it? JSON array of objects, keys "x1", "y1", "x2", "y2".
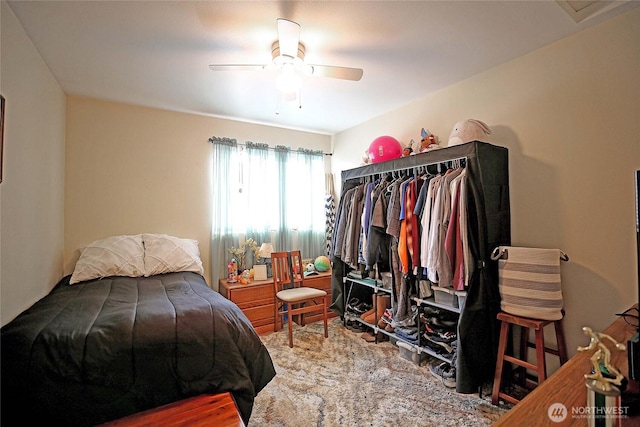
[
  {"x1": 518, "y1": 326, "x2": 529, "y2": 386},
  {"x1": 492, "y1": 320, "x2": 510, "y2": 405},
  {"x1": 535, "y1": 327, "x2": 547, "y2": 383},
  {"x1": 554, "y1": 319, "x2": 568, "y2": 364}
]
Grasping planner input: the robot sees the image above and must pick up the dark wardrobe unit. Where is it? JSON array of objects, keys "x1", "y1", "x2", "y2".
[{"x1": 330, "y1": 141, "x2": 511, "y2": 394}]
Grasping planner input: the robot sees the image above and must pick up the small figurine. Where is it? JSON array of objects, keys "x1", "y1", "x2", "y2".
[
  {"x1": 419, "y1": 128, "x2": 441, "y2": 152},
  {"x1": 402, "y1": 144, "x2": 413, "y2": 157},
  {"x1": 577, "y1": 326, "x2": 626, "y2": 391},
  {"x1": 238, "y1": 269, "x2": 251, "y2": 284},
  {"x1": 227, "y1": 261, "x2": 238, "y2": 283}
]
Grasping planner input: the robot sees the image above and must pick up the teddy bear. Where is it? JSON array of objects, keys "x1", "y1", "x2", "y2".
[
  {"x1": 361, "y1": 149, "x2": 371, "y2": 165},
  {"x1": 447, "y1": 119, "x2": 492, "y2": 147}
]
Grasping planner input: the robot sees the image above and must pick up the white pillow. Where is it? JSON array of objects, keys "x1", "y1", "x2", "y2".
[
  {"x1": 142, "y1": 233, "x2": 204, "y2": 277},
  {"x1": 69, "y1": 235, "x2": 146, "y2": 284}
]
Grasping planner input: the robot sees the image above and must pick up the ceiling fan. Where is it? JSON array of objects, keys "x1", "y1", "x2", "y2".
[{"x1": 209, "y1": 18, "x2": 364, "y2": 83}]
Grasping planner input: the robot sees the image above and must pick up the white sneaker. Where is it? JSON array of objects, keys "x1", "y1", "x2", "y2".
[{"x1": 429, "y1": 361, "x2": 456, "y2": 388}]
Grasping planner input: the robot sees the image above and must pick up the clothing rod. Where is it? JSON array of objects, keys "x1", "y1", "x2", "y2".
[
  {"x1": 347, "y1": 155, "x2": 467, "y2": 180},
  {"x1": 380, "y1": 156, "x2": 466, "y2": 175}
]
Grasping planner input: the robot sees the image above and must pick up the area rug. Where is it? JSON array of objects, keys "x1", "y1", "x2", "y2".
[{"x1": 249, "y1": 318, "x2": 511, "y2": 426}]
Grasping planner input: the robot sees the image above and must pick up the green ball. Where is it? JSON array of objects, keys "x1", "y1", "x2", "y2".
[{"x1": 314, "y1": 256, "x2": 330, "y2": 272}]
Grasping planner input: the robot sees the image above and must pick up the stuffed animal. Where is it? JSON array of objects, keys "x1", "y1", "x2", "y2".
[
  {"x1": 410, "y1": 138, "x2": 421, "y2": 153},
  {"x1": 361, "y1": 149, "x2": 371, "y2": 165},
  {"x1": 418, "y1": 128, "x2": 441, "y2": 153},
  {"x1": 448, "y1": 119, "x2": 492, "y2": 146}
]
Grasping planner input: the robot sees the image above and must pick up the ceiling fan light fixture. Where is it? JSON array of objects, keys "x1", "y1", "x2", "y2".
[
  {"x1": 271, "y1": 41, "x2": 305, "y2": 67},
  {"x1": 276, "y1": 67, "x2": 302, "y2": 94},
  {"x1": 210, "y1": 18, "x2": 364, "y2": 94}
]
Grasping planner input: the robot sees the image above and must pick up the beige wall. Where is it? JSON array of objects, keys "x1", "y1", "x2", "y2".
[
  {"x1": 332, "y1": 8, "x2": 640, "y2": 358},
  {"x1": 64, "y1": 96, "x2": 332, "y2": 288},
  {"x1": 0, "y1": 1, "x2": 66, "y2": 326}
]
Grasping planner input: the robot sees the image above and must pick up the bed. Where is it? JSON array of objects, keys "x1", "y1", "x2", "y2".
[{"x1": 1, "y1": 234, "x2": 276, "y2": 426}]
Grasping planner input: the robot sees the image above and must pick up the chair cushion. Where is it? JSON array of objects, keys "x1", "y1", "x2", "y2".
[{"x1": 276, "y1": 287, "x2": 327, "y2": 302}]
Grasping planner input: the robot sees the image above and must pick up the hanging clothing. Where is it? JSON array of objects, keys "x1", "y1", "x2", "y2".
[
  {"x1": 406, "y1": 178, "x2": 421, "y2": 274},
  {"x1": 343, "y1": 184, "x2": 365, "y2": 269},
  {"x1": 445, "y1": 170, "x2": 465, "y2": 290},
  {"x1": 325, "y1": 192, "x2": 336, "y2": 256},
  {"x1": 366, "y1": 178, "x2": 391, "y2": 271},
  {"x1": 332, "y1": 186, "x2": 355, "y2": 260}
]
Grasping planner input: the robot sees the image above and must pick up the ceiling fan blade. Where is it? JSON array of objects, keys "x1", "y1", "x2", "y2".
[
  {"x1": 307, "y1": 65, "x2": 364, "y2": 81},
  {"x1": 209, "y1": 64, "x2": 267, "y2": 72},
  {"x1": 277, "y1": 18, "x2": 301, "y2": 58}
]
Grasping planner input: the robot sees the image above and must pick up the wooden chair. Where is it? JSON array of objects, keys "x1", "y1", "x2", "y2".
[{"x1": 272, "y1": 250, "x2": 329, "y2": 348}]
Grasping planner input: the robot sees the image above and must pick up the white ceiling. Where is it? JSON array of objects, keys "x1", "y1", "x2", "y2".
[{"x1": 6, "y1": 1, "x2": 638, "y2": 135}]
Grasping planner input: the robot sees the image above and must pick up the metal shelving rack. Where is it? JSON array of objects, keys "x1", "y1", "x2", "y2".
[{"x1": 343, "y1": 276, "x2": 457, "y2": 365}]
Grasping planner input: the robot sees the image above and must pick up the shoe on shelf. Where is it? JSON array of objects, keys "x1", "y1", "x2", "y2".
[
  {"x1": 423, "y1": 334, "x2": 454, "y2": 354},
  {"x1": 362, "y1": 312, "x2": 376, "y2": 324},
  {"x1": 346, "y1": 298, "x2": 361, "y2": 314},
  {"x1": 360, "y1": 307, "x2": 375, "y2": 320},
  {"x1": 347, "y1": 298, "x2": 371, "y2": 315},
  {"x1": 429, "y1": 361, "x2": 456, "y2": 388},
  {"x1": 361, "y1": 331, "x2": 376, "y2": 343},
  {"x1": 380, "y1": 308, "x2": 394, "y2": 324}
]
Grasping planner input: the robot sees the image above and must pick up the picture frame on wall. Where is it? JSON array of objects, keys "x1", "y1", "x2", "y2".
[{"x1": 0, "y1": 95, "x2": 4, "y2": 183}]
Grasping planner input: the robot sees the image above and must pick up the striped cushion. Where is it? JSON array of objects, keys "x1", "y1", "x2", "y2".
[{"x1": 494, "y1": 246, "x2": 564, "y2": 321}]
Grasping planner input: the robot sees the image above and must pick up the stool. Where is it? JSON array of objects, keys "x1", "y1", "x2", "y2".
[{"x1": 491, "y1": 311, "x2": 568, "y2": 405}]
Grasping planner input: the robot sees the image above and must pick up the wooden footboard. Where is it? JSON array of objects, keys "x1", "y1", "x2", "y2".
[{"x1": 98, "y1": 392, "x2": 245, "y2": 427}]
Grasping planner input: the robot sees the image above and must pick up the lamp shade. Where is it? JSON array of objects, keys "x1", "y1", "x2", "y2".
[{"x1": 259, "y1": 243, "x2": 274, "y2": 258}]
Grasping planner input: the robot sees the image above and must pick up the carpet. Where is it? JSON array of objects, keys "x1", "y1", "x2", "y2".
[{"x1": 249, "y1": 318, "x2": 512, "y2": 426}]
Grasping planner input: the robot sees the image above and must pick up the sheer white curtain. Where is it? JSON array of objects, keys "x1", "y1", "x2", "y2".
[
  {"x1": 210, "y1": 138, "x2": 325, "y2": 284},
  {"x1": 210, "y1": 137, "x2": 239, "y2": 284}
]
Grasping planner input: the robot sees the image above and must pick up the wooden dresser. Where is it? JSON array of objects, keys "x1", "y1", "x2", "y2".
[{"x1": 219, "y1": 270, "x2": 335, "y2": 335}]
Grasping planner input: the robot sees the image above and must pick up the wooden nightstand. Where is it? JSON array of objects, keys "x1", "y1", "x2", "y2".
[
  {"x1": 219, "y1": 270, "x2": 334, "y2": 335},
  {"x1": 219, "y1": 277, "x2": 275, "y2": 335}
]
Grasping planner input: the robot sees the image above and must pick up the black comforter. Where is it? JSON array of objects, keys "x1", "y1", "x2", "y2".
[{"x1": 1, "y1": 271, "x2": 276, "y2": 426}]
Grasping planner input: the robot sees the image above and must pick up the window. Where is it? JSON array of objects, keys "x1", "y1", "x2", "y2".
[{"x1": 210, "y1": 138, "x2": 326, "y2": 281}]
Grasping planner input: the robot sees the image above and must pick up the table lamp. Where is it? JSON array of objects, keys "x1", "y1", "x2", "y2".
[{"x1": 259, "y1": 243, "x2": 274, "y2": 278}]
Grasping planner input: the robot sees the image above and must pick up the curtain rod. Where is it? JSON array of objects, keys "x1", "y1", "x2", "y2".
[{"x1": 208, "y1": 136, "x2": 332, "y2": 156}]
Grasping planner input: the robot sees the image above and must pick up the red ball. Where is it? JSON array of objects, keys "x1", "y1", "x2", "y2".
[{"x1": 368, "y1": 136, "x2": 402, "y2": 163}]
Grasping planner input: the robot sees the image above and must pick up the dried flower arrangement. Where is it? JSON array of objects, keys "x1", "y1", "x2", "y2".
[{"x1": 228, "y1": 237, "x2": 261, "y2": 271}]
